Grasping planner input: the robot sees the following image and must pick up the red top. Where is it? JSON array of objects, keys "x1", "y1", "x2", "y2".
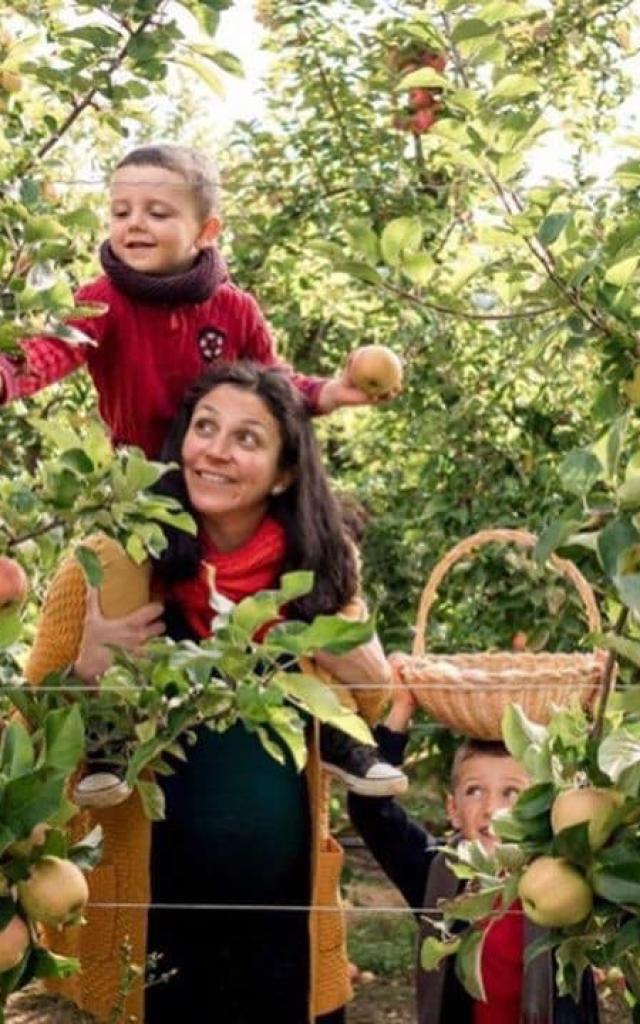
[
  {"x1": 0, "y1": 275, "x2": 324, "y2": 457},
  {"x1": 473, "y1": 900, "x2": 523, "y2": 1024}
]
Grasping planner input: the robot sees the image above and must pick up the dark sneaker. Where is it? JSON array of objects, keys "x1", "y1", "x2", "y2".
[
  {"x1": 74, "y1": 772, "x2": 132, "y2": 809},
  {"x1": 320, "y1": 724, "x2": 408, "y2": 797}
]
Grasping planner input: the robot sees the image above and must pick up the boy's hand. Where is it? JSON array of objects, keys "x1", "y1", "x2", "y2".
[
  {"x1": 385, "y1": 652, "x2": 418, "y2": 733},
  {"x1": 316, "y1": 372, "x2": 377, "y2": 413}
]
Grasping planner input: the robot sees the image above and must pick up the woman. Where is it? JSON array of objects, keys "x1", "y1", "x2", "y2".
[{"x1": 25, "y1": 363, "x2": 391, "y2": 1024}]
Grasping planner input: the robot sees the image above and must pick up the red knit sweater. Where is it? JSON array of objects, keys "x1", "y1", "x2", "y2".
[
  {"x1": 0, "y1": 275, "x2": 324, "y2": 457},
  {"x1": 473, "y1": 900, "x2": 524, "y2": 1024}
]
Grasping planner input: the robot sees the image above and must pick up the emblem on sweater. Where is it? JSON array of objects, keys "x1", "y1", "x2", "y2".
[{"x1": 197, "y1": 325, "x2": 226, "y2": 362}]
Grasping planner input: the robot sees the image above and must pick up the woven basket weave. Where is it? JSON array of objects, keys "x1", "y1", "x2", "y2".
[{"x1": 396, "y1": 528, "x2": 606, "y2": 740}]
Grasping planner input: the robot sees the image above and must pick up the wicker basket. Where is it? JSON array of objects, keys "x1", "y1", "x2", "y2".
[{"x1": 396, "y1": 527, "x2": 607, "y2": 740}]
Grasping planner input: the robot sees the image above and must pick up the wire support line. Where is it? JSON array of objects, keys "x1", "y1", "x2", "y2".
[
  {"x1": 86, "y1": 900, "x2": 510, "y2": 916},
  {"x1": 0, "y1": 680, "x2": 619, "y2": 693}
]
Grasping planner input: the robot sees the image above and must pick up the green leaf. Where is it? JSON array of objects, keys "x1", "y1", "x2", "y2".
[
  {"x1": 0, "y1": 609, "x2": 22, "y2": 649},
  {"x1": 592, "y1": 861, "x2": 640, "y2": 906},
  {"x1": 614, "y1": 572, "x2": 640, "y2": 614},
  {"x1": 600, "y1": 633, "x2": 640, "y2": 669},
  {"x1": 0, "y1": 769, "x2": 66, "y2": 836},
  {"x1": 599, "y1": 729, "x2": 640, "y2": 783},
  {"x1": 605, "y1": 256, "x2": 639, "y2": 288},
  {"x1": 421, "y1": 935, "x2": 460, "y2": 971},
  {"x1": 333, "y1": 261, "x2": 382, "y2": 286},
  {"x1": 513, "y1": 781, "x2": 554, "y2": 821},
  {"x1": 558, "y1": 449, "x2": 602, "y2": 497},
  {"x1": 452, "y1": 18, "x2": 493, "y2": 42},
  {"x1": 380, "y1": 217, "x2": 423, "y2": 269},
  {"x1": 75, "y1": 545, "x2": 104, "y2": 588},
  {"x1": 136, "y1": 779, "x2": 166, "y2": 822},
  {"x1": 43, "y1": 705, "x2": 84, "y2": 773},
  {"x1": 177, "y1": 55, "x2": 225, "y2": 97},
  {"x1": 397, "y1": 67, "x2": 449, "y2": 91},
  {"x1": 231, "y1": 592, "x2": 280, "y2": 636},
  {"x1": 502, "y1": 704, "x2": 548, "y2": 762},
  {"x1": 534, "y1": 519, "x2": 580, "y2": 565},
  {"x1": 0, "y1": 721, "x2": 35, "y2": 777},
  {"x1": 598, "y1": 517, "x2": 639, "y2": 577},
  {"x1": 490, "y1": 74, "x2": 541, "y2": 101},
  {"x1": 402, "y1": 252, "x2": 434, "y2": 286},
  {"x1": 273, "y1": 673, "x2": 372, "y2": 744},
  {"x1": 31, "y1": 948, "x2": 80, "y2": 980},
  {"x1": 68, "y1": 825, "x2": 103, "y2": 871},
  {"x1": 553, "y1": 822, "x2": 592, "y2": 867},
  {"x1": 455, "y1": 927, "x2": 486, "y2": 1001},
  {"x1": 442, "y1": 885, "x2": 504, "y2": 922},
  {"x1": 537, "y1": 213, "x2": 570, "y2": 246}
]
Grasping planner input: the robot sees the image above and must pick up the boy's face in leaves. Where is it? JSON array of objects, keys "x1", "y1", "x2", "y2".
[
  {"x1": 109, "y1": 164, "x2": 220, "y2": 276},
  {"x1": 446, "y1": 755, "x2": 529, "y2": 852}
]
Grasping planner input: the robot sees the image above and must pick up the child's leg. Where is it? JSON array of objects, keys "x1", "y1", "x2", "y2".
[
  {"x1": 311, "y1": 656, "x2": 408, "y2": 797},
  {"x1": 319, "y1": 721, "x2": 408, "y2": 797}
]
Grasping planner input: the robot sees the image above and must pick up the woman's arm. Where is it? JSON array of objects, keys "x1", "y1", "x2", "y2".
[{"x1": 348, "y1": 680, "x2": 434, "y2": 911}]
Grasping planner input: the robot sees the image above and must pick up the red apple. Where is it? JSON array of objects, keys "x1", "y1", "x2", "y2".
[
  {"x1": 409, "y1": 108, "x2": 437, "y2": 134},
  {"x1": 409, "y1": 88, "x2": 436, "y2": 111},
  {"x1": 0, "y1": 557, "x2": 28, "y2": 608}
]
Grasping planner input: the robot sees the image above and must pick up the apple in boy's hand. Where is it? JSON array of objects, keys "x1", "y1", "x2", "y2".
[
  {"x1": 518, "y1": 856, "x2": 592, "y2": 927},
  {"x1": 0, "y1": 556, "x2": 28, "y2": 607},
  {"x1": 347, "y1": 345, "x2": 403, "y2": 400},
  {"x1": 551, "y1": 787, "x2": 623, "y2": 851}
]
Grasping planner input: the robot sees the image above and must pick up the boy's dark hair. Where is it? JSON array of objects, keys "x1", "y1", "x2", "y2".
[
  {"x1": 6, "y1": 989, "x2": 98, "y2": 1023},
  {"x1": 115, "y1": 144, "x2": 220, "y2": 221},
  {"x1": 154, "y1": 362, "x2": 359, "y2": 622},
  {"x1": 450, "y1": 739, "x2": 511, "y2": 788}
]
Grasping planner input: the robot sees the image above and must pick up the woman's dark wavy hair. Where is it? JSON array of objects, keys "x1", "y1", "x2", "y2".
[{"x1": 153, "y1": 362, "x2": 359, "y2": 621}]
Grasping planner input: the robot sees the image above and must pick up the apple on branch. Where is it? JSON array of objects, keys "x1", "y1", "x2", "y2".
[
  {"x1": 0, "y1": 556, "x2": 28, "y2": 608},
  {"x1": 518, "y1": 856, "x2": 593, "y2": 928},
  {"x1": 551, "y1": 787, "x2": 624, "y2": 851}
]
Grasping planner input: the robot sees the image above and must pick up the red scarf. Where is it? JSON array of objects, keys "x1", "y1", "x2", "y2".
[{"x1": 167, "y1": 517, "x2": 287, "y2": 639}]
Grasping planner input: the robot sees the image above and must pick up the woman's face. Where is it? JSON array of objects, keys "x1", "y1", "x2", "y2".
[{"x1": 181, "y1": 384, "x2": 291, "y2": 542}]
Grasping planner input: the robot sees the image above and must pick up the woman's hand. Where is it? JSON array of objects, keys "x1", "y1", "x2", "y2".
[
  {"x1": 385, "y1": 652, "x2": 418, "y2": 734},
  {"x1": 73, "y1": 587, "x2": 165, "y2": 682}
]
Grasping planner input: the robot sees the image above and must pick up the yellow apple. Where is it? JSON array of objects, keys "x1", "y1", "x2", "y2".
[
  {"x1": 348, "y1": 345, "x2": 404, "y2": 399},
  {"x1": 551, "y1": 787, "x2": 623, "y2": 851},
  {"x1": 18, "y1": 856, "x2": 88, "y2": 927},
  {"x1": 518, "y1": 856, "x2": 593, "y2": 928}
]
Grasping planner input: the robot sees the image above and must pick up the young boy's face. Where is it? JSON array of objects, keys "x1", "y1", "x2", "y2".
[
  {"x1": 109, "y1": 164, "x2": 220, "y2": 275},
  {"x1": 446, "y1": 754, "x2": 529, "y2": 852}
]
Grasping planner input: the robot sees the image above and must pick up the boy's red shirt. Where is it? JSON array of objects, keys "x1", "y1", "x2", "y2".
[
  {"x1": 0, "y1": 275, "x2": 324, "y2": 457},
  {"x1": 473, "y1": 899, "x2": 524, "y2": 1024}
]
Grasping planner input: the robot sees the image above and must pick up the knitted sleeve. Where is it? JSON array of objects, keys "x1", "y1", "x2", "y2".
[
  {"x1": 0, "y1": 279, "x2": 111, "y2": 404},
  {"x1": 24, "y1": 534, "x2": 151, "y2": 687},
  {"x1": 24, "y1": 551, "x2": 87, "y2": 687}
]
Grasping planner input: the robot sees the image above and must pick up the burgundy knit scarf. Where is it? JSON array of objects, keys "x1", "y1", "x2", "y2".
[{"x1": 99, "y1": 240, "x2": 227, "y2": 305}]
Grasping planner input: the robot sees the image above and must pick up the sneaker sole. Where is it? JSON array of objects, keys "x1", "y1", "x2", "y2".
[{"x1": 322, "y1": 763, "x2": 409, "y2": 797}]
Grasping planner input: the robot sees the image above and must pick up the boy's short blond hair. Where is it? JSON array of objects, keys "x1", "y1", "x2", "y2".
[
  {"x1": 450, "y1": 738, "x2": 511, "y2": 788},
  {"x1": 115, "y1": 143, "x2": 220, "y2": 222},
  {"x1": 6, "y1": 989, "x2": 98, "y2": 1023}
]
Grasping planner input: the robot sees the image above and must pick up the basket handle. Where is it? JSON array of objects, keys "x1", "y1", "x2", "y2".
[{"x1": 413, "y1": 527, "x2": 601, "y2": 657}]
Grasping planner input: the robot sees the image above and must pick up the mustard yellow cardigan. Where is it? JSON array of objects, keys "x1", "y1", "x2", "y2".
[{"x1": 25, "y1": 535, "x2": 388, "y2": 1022}]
